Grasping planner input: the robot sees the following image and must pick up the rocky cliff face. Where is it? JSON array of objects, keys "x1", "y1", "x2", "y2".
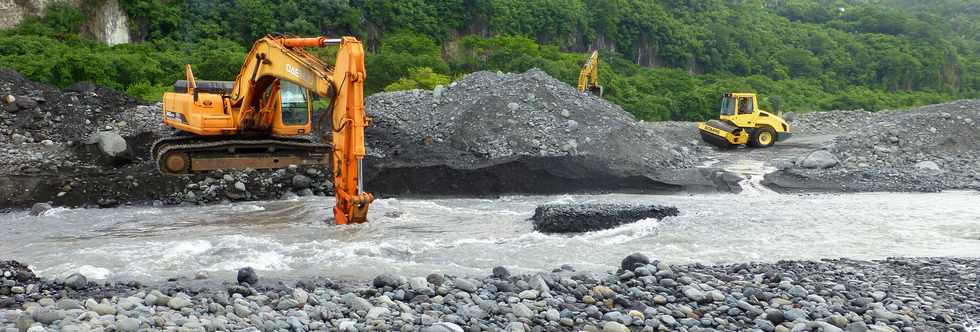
[
  {"x1": 81, "y1": 0, "x2": 130, "y2": 45},
  {"x1": 0, "y1": 0, "x2": 130, "y2": 45},
  {"x1": 0, "y1": 0, "x2": 69, "y2": 29}
]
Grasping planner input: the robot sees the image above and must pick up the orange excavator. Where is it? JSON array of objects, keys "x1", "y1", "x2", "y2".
[{"x1": 151, "y1": 35, "x2": 374, "y2": 224}]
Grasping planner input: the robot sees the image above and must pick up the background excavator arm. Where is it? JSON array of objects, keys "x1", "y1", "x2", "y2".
[{"x1": 577, "y1": 51, "x2": 602, "y2": 97}]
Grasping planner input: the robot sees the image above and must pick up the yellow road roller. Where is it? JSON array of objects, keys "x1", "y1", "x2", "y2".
[{"x1": 697, "y1": 93, "x2": 792, "y2": 148}]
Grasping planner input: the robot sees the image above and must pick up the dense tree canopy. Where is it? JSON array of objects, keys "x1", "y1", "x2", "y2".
[{"x1": 1, "y1": 0, "x2": 977, "y2": 120}]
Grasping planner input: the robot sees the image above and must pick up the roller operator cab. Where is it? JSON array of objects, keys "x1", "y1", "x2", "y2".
[{"x1": 697, "y1": 93, "x2": 792, "y2": 148}]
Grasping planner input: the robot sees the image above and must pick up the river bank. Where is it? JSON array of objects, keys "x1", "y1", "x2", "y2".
[
  {"x1": 2, "y1": 255, "x2": 977, "y2": 332},
  {"x1": 4, "y1": 68, "x2": 980, "y2": 211}
]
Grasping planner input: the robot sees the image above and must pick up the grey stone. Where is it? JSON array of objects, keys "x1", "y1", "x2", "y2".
[
  {"x1": 373, "y1": 273, "x2": 401, "y2": 288},
  {"x1": 492, "y1": 266, "x2": 510, "y2": 279},
  {"x1": 64, "y1": 273, "x2": 86, "y2": 290},
  {"x1": 32, "y1": 308, "x2": 64, "y2": 325},
  {"x1": 94, "y1": 131, "x2": 127, "y2": 157},
  {"x1": 512, "y1": 303, "x2": 533, "y2": 318},
  {"x1": 343, "y1": 293, "x2": 373, "y2": 312},
  {"x1": 167, "y1": 296, "x2": 192, "y2": 309},
  {"x1": 787, "y1": 285, "x2": 808, "y2": 298},
  {"x1": 800, "y1": 150, "x2": 839, "y2": 169},
  {"x1": 117, "y1": 318, "x2": 140, "y2": 332},
  {"x1": 518, "y1": 289, "x2": 539, "y2": 299},
  {"x1": 454, "y1": 278, "x2": 477, "y2": 292},
  {"x1": 237, "y1": 266, "x2": 258, "y2": 285},
  {"x1": 602, "y1": 322, "x2": 630, "y2": 332},
  {"x1": 233, "y1": 303, "x2": 253, "y2": 317},
  {"x1": 30, "y1": 203, "x2": 52, "y2": 216},
  {"x1": 292, "y1": 174, "x2": 313, "y2": 189},
  {"x1": 409, "y1": 277, "x2": 430, "y2": 290},
  {"x1": 366, "y1": 307, "x2": 390, "y2": 320},
  {"x1": 622, "y1": 252, "x2": 651, "y2": 271},
  {"x1": 682, "y1": 286, "x2": 705, "y2": 302},
  {"x1": 293, "y1": 287, "x2": 309, "y2": 305},
  {"x1": 423, "y1": 322, "x2": 464, "y2": 332},
  {"x1": 427, "y1": 273, "x2": 445, "y2": 286}
]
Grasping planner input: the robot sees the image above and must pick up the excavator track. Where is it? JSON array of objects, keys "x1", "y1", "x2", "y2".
[{"x1": 152, "y1": 136, "x2": 330, "y2": 175}]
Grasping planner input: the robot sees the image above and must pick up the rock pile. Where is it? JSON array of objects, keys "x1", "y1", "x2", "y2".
[
  {"x1": 530, "y1": 204, "x2": 679, "y2": 233},
  {"x1": 0, "y1": 261, "x2": 38, "y2": 308},
  {"x1": 772, "y1": 100, "x2": 980, "y2": 192},
  {"x1": 364, "y1": 69, "x2": 697, "y2": 196},
  {"x1": 1, "y1": 255, "x2": 976, "y2": 331},
  {"x1": 0, "y1": 69, "x2": 332, "y2": 209}
]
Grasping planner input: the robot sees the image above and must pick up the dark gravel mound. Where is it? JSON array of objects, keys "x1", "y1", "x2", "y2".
[
  {"x1": 531, "y1": 203, "x2": 679, "y2": 233},
  {"x1": 0, "y1": 70, "x2": 331, "y2": 209},
  {"x1": 0, "y1": 69, "x2": 146, "y2": 143},
  {"x1": 769, "y1": 100, "x2": 980, "y2": 192},
  {"x1": 364, "y1": 69, "x2": 696, "y2": 196}
]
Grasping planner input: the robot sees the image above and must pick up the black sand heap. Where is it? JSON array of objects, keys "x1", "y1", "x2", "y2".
[
  {"x1": 531, "y1": 204, "x2": 679, "y2": 233},
  {"x1": 363, "y1": 69, "x2": 699, "y2": 196}
]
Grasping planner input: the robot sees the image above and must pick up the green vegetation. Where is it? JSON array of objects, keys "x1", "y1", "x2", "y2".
[{"x1": 1, "y1": 0, "x2": 978, "y2": 120}]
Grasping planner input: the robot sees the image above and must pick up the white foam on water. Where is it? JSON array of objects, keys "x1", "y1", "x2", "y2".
[
  {"x1": 576, "y1": 217, "x2": 664, "y2": 244},
  {"x1": 230, "y1": 204, "x2": 266, "y2": 212},
  {"x1": 76, "y1": 265, "x2": 112, "y2": 280},
  {"x1": 39, "y1": 207, "x2": 73, "y2": 216},
  {"x1": 723, "y1": 159, "x2": 777, "y2": 195},
  {"x1": 737, "y1": 174, "x2": 777, "y2": 195}
]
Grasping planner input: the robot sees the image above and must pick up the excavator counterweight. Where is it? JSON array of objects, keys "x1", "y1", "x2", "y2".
[{"x1": 153, "y1": 35, "x2": 374, "y2": 224}]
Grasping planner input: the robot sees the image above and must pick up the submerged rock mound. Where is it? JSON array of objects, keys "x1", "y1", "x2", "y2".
[
  {"x1": 531, "y1": 203, "x2": 679, "y2": 233},
  {"x1": 364, "y1": 69, "x2": 695, "y2": 196}
]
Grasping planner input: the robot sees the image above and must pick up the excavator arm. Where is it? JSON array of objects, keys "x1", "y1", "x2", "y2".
[
  {"x1": 326, "y1": 37, "x2": 374, "y2": 225},
  {"x1": 226, "y1": 35, "x2": 374, "y2": 224},
  {"x1": 577, "y1": 50, "x2": 602, "y2": 97},
  {"x1": 228, "y1": 36, "x2": 335, "y2": 130}
]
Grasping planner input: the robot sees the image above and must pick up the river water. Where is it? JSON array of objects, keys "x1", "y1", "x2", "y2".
[{"x1": 2, "y1": 192, "x2": 979, "y2": 282}]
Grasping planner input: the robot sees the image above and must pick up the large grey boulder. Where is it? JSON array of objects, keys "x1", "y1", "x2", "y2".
[
  {"x1": 531, "y1": 203, "x2": 679, "y2": 233},
  {"x1": 95, "y1": 131, "x2": 128, "y2": 157},
  {"x1": 799, "y1": 150, "x2": 839, "y2": 169}
]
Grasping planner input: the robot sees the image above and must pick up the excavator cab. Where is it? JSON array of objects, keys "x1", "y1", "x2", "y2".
[{"x1": 279, "y1": 82, "x2": 310, "y2": 126}]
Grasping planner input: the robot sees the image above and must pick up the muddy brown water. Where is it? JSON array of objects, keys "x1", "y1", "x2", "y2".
[{"x1": 2, "y1": 191, "x2": 979, "y2": 283}]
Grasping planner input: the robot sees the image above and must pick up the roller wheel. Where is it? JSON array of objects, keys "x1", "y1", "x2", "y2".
[
  {"x1": 160, "y1": 150, "x2": 191, "y2": 174},
  {"x1": 750, "y1": 127, "x2": 776, "y2": 148}
]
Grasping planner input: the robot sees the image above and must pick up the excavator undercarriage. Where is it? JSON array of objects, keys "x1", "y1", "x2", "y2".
[{"x1": 150, "y1": 134, "x2": 329, "y2": 174}]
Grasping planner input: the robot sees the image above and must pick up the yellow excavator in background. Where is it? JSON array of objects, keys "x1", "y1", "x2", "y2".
[
  {"x1": 152, "y1": 35, "x2": 374, "y2": 224},
  {"x1": 697, "y1": 93, "x2": 792, "y2": 148},
  {"x1": 578, "y1": 50, "x2": 602, "y2": 97}
]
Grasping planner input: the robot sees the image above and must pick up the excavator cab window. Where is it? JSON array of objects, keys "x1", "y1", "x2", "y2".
[
  {"x1": 720, "y1": 96, "x2": 736, "y2": 115},
  {"x1": 281, "y1": 81, "x2": 310, "y2": 126}
]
